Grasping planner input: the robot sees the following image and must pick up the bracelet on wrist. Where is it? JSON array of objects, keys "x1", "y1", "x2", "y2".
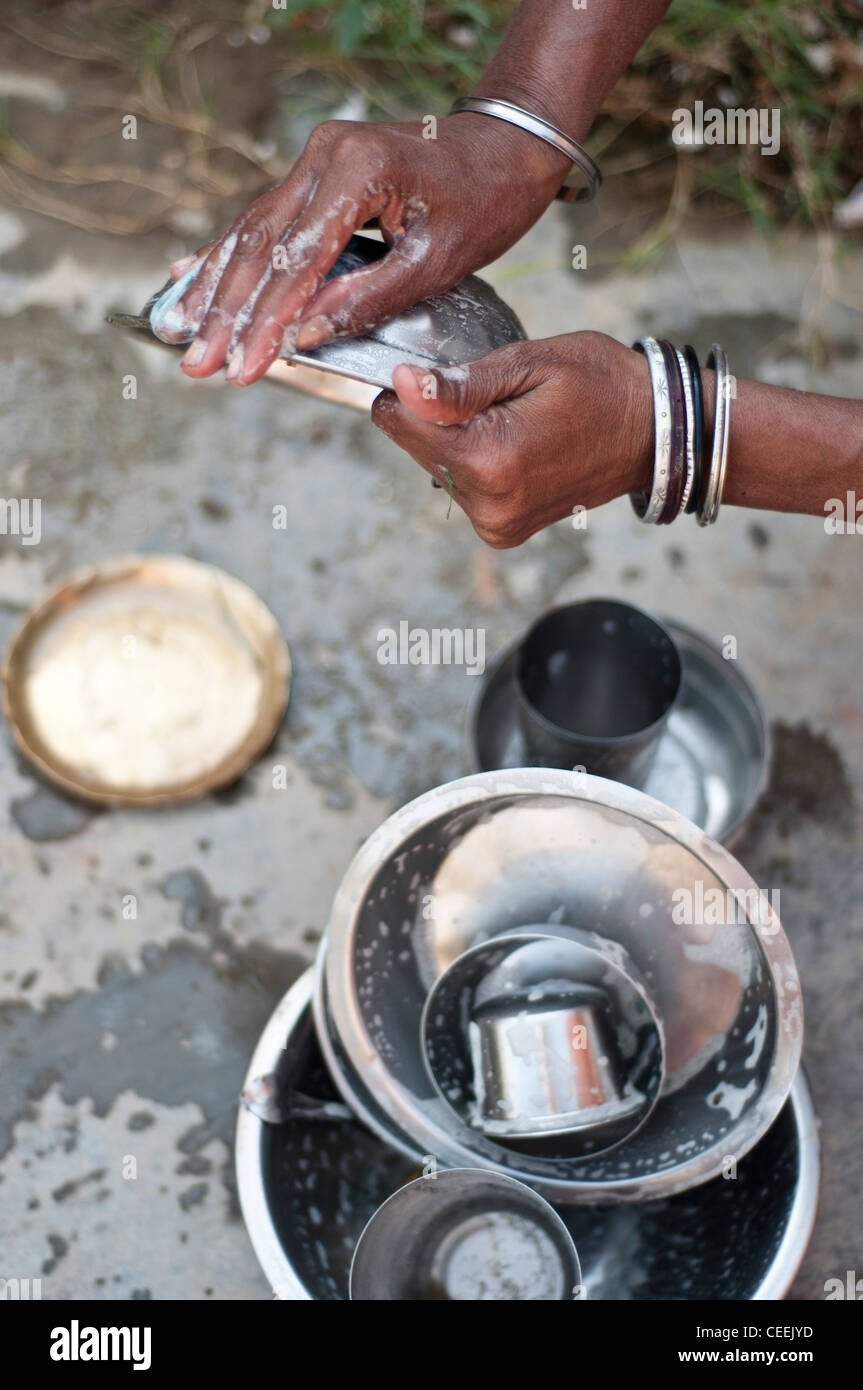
[
  {"x1": 449, "y1": 95, "x2": 602, "y2": 204},
  {"x1": 631, "y1": 339, "x2": 732, "y2": 529}
]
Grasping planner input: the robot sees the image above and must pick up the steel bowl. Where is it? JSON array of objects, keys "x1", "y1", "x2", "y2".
[
  {"x1": 421, "y1": 927, "x2": 664, "y2": 1159},
  {"x1": 350, "y1": 1168, "x2": 582, "y2": 1301},
  {"x1": 468, "y1": 615, "x2": 770, "y2": 848},
  {"x1": 236, "y1": 970, "x2": 818, "y2": 1300},
  {"x1": 317, "y1": 769, "x2": 802, "y2": 1200}
]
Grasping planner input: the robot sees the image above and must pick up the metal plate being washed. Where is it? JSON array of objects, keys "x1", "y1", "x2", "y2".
[
  {"x1": 107, "y1": 234, "x2": 526, "y2": 409},
  {"x1": 2, "y1": 555, "x2": 290, "y2": 805},
  {"x1": 468, "y1": 617, "x2": 770, "y2": 846},
  {"x1": 236, "y1": 970, "x2": 819, "y2": 1301}
]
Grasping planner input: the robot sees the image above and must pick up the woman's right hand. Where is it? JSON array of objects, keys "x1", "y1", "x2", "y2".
[{"x1": 164, "y1": 112, "x2": 570, "y2": 387}]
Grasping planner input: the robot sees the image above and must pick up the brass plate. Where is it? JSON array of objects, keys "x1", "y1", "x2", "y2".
[{"x1": 2, "y1": 555, "x2": 290, "y2": 805}]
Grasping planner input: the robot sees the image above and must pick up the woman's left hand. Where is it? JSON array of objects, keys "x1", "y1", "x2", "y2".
[{"x1": 372, "y1": 332, "x2": 655, "y2": 549}]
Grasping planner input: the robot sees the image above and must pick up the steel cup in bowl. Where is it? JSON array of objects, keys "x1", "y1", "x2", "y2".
[
  {"x1": 350, "y1": 1168, "x2": 583, "y2": 1301},
  {"x1": 515, "y1": 599, "x2": 682, "y2": 782},
  {"x1": 421, "y1": 927, "x2": 664, "y2": 1159}
]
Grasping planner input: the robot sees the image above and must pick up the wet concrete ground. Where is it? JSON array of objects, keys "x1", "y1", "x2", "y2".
[{"x1": 0, "y1": 186, "x2": 861, "y2": 1300}]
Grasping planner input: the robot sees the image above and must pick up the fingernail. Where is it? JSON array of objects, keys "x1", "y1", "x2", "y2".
[
  {"x1": 181, "y1": 338, "x2": 206, "y2": 368},
  {"x1": 225, "y1": 347, "x2": 245, "y2": 383},
  {"x1": 295, "y1": 315, "x2": 332, "y2": 350},
  {"x1": 397, "y1": 364, "x2": 439, "y2": 399}
]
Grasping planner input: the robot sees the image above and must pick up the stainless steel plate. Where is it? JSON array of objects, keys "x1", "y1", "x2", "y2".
[
  {"x1": 2, "y1": 555, "x2": 290, "y2": 805},
  {"x1": 236, "y1": 969, "x2": 819, "y2": 1301},
  {"x1": 468, "y1": 617, "x2": 770, "y2": 846}
]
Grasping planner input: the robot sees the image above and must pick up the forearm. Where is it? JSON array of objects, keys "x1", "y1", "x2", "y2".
[
  {"x1": 472, "y1": 0, "x2": 672, "y2": 141},
  {"x1": 701, "y1": 375, "x2": 863, "y2": 517}
]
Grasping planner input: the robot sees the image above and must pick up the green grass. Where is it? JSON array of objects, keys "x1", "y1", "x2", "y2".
[
  {"x1": 4, "y1": 0, "x2": 860, "y2": 237},
  {"x1": 269, "y1": 0, "x2": 863, "y2": 228}
]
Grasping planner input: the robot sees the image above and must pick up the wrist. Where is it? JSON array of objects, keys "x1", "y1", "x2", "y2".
[
  {"x1": 624, "y1": 349, "x2": 655, "y2": 498},
  {"x1": 468, "y1": 78, "x2": 593, "y2": 146},
  {"x1": 442, "y1": 108, "x2": 571, "y2": 200}
]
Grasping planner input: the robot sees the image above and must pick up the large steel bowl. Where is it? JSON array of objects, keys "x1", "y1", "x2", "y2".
[
  {"x1": 236, "y1": 970, "x2": 818, "y2": 1301},
  {"x1": 317, "y1": 770, "x2": 802, "y2": 1200}
]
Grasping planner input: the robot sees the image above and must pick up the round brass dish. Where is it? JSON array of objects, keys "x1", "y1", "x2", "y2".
[{"x1": 2, "y1": 555, "x2": 290, "y2": 805}]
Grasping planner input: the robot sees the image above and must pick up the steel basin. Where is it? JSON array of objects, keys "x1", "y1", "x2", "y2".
[
  {"x1": 318, "y1": 770, "x2": 802, "y2": 1200},
  {"x1": 236, "y1": 970, "x2": 818, "y2": 1300}
]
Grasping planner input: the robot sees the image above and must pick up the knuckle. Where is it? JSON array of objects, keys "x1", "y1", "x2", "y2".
[
  {"x1": 471, "y1": 504, "x2": 522, "y2": 550},
  {"x1": 476, "y1": 525, "x2": 516, "y2": 551},
  {"x1": 305, "y1": 120, "x2": 342, "y2": 153},
  {"x1": 331, "y1": 126, "x2": 387, "y2": 168},
  {"x1": 463, "y1": 428, "x2": 517, "y2": 492},
  {"x1": 233, "y1": 217, "x2": 274, "y2": 258},
  {"x1": 371, "y1": 392, "x2": 399, "y2": 434}
]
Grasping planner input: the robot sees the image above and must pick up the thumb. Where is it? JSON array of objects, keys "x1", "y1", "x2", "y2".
[{"x1": 392, "y1": 343, "x2": 547, "y2": 424}]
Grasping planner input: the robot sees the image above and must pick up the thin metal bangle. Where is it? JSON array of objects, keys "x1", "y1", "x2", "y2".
[
  {"x1": 683, "y1": 345, "x2": 704, "y2": 515},
  {"x1": 675, "y1": 347, "x2": 696, "y2": 519},
  {"x1": 450, "y1": 96, "x2": 602, "y2": 204},
  {"x1": 631, "y1": 337, "x2": 672, "y2": 524},
  {"x1": 657, "y1": 340, "x2": 686, "y2": 524},
  {"x1": 698, "y1": 345, "x2": 732, "y2": 527}
]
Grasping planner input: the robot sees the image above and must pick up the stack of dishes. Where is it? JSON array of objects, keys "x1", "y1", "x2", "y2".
[{"x1": 237, "y1": 769, "x2": 817, "y2": 1301}]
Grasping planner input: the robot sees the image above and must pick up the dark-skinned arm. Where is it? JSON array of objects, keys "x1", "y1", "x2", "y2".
[
  {"x1": 165, "y1": 0, "x2": 672, "y2": 386},
  {"x1": 370, "y1": 336, "x2": 863, "y2": 546}
]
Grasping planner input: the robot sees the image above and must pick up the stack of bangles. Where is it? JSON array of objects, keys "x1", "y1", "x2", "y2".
[{"x1": 631, "y1": 339, "x2": 732, "y2": 528}]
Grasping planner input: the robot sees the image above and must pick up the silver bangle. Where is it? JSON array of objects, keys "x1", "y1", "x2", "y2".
[
  {"x1": 450, "y1": 96, "x2": 602, "y2": 204},
  {"x1": 631, "y1": 337, "x2": 672, "y2": 524},
  {"x1": 675, "y1": 347, "x2": 696, "y2": 519},
  {"x1": 697, "y1": 345, "x2": 732, "y2": 526}
]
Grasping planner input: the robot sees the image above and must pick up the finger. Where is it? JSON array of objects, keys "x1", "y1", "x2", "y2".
[
  {"x1": 390, "y1": 342, "x2": 550, "y2": 425},
  {"x1": 154, "y1": 231, "x2": 243, "y2": 347},
  {"x1": 169, "y1": 240, "x2": 217, "y2": 281},
  {"x1": 372, "y1": 390, "x2": 474, "y2": 485},
  {"x1": 295, "y1": 231, "x2": 438, "y2": 350},
  {"x1": 180, "y1": 181, "x2": 316, "y2": 378},
  {"x1": 227, "y1": 176, "x2": 391, "y2": 385}
]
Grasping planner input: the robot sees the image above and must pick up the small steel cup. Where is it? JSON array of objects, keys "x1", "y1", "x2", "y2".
[
  {"x1": 471, "y1": 987, "x2": 643, "y2": 1138},
  {"x1": 349, "y1": 1169, "x2": 583, "y2": 1301},
  {"x1": 421, "y1": 928, "x2": 665, "y2": 1160},
  {"x1": 515, "y1": 598, "x2": 682, "y2": 782}
]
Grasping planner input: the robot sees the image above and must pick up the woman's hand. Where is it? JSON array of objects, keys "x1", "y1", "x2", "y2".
[
  {"x1": 166, "y1": 113, "x2": 568, "y2": 386},
  {"x1": 372, "y1": 332, "x2": 655, "y2": 548}
]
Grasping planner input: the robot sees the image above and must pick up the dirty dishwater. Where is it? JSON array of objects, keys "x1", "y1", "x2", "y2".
[
  {"x1": 107, "y1": 234, "x2": 526, "y2": 407},
  {"x1": 235, "y1": 970, "x2": 819, "y2": 1300},
  {"x1": 349, "y1": 1169, "x2": 581, "y2": 1301},
  {"x1": 2, "y1": 555, "x2": 289, "y2": 805}
]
